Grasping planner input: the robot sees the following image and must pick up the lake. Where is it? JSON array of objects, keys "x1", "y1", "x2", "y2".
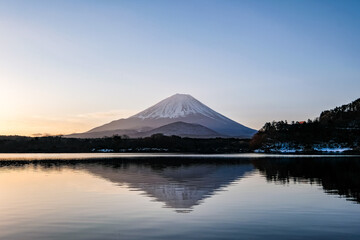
[{"x1": 0, "y1": 154, "x2": 359, "y2": 240}]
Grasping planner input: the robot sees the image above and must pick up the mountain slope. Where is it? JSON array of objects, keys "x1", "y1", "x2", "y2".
[
  {"x1": 66, "y1": 122, "x2": 224, "y2": 139},
  {"x1": 66, "y1": 129, "x2": 138, "y2": 139},
  {"x1": 134, "y1": 122, "x2": 223, "y2": 138},
  {"x1": 69, "y1": 94, "x2": 256, "y2": 138}
]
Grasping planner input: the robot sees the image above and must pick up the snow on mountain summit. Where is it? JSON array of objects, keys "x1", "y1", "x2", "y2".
[{"x1": 130, "y1": 93, "x2": 226, "y2": 120}]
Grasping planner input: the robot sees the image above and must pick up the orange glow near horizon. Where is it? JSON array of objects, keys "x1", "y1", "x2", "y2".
[{"x1": 0, "y1": 110, "x2": 137, "y2": 136}]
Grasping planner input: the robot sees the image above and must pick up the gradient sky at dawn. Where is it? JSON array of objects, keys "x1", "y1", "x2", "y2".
[{"x1": 1, "y1": 0, "x2": 360, "y2": 136}]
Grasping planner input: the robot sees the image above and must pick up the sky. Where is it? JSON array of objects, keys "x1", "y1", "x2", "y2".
[{"x1": 1, "y1": 0, "x2": 360, "y2": 136}]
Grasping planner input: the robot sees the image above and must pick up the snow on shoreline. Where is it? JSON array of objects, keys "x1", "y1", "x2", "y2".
[
  {"x1": 313, "y1": 147, "x2": 352, "y2": 153},
  {"x1": 256, "y1": 142, "x2": 353, "y2": 153}
]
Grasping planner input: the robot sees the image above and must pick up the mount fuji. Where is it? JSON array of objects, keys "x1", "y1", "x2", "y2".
[{"x1": 67, "y1": 94, "x2": 256, "y2": 138}]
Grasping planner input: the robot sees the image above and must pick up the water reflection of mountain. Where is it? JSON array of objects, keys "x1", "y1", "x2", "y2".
[
  {"x1": 253, "y1": 157, "x2": 360, "y2": 204},
  {"x1": 81, "y1": 161, "x2": 254, "y2": 212},
  {"x1": 1, "y1": 156, "x2": 359, "y2": 209}
]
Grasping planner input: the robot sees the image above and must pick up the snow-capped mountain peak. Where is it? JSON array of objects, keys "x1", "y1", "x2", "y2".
[
  {"x1": 130, "y1": 93, "x2": 226, "y2": 120},
  {"x1": 68, "y1": 93, "x2": 257, "y2": 138}
]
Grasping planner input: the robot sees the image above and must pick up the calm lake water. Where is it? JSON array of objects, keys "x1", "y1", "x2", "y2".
[{"x1": 0, "y1": 154, "x2": 360, "y2": 240}]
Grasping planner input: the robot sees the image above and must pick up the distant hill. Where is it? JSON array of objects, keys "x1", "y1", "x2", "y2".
[
  {"x1": 250, "y1": 98, "x2": 360, "y2": 153},
  {"x1": 134, "y1": 121, "x2": 224, "y2": 138},
  {"x1": 66, "y1": 121, "x2": 225, "y2": 139},
  {"x1": 319, "y1": 98, "x2": 360, "y2": 127}
]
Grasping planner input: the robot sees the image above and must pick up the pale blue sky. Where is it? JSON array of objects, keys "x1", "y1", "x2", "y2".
[{"x1": 1, "y1": 0, "x2": 359, "y2": 135}]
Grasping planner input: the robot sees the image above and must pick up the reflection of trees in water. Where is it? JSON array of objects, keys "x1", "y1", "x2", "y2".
[{"x1": 253, "y1": 158, "x2": 360, "y2": 204}]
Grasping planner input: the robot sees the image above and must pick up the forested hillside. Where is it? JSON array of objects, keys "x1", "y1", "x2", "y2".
[{"x1": 250, "y1": 98, "x2": 360, "y2": 153}]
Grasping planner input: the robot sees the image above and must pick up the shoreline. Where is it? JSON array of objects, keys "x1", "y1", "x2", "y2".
[{"x1": 0, "y1": 152, "x2": 359, "y2": 162}]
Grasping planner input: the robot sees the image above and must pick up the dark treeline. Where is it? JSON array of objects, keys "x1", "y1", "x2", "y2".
[
  {"x1": 250, "y1": 98, "x2": 360, "y2": 151},
  {"x1": 0, "y1": 134, "x2": 250, "y2": 153},
  {"x1": 253, "y1": 157, "x2": 360, "y2": 204}
]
